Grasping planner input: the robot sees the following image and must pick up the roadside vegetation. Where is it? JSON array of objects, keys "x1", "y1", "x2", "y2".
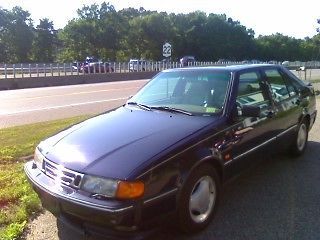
[
  {"x1": 0, "y1": 116, "x2": 89, "y2": 240},
  {"x1": 0, "y1": 3, "x2": 319, "y2": 63}
]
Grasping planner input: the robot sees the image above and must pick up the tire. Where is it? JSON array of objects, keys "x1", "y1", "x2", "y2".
[
  {"x1": 290, "y1": 120, "x2": 308, "y2": 156},
  {"x1": 177, "y1": 164, "x2": 220, "y2": 233}
]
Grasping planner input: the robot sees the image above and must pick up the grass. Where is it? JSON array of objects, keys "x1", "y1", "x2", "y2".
[
  {"x1": 0, "y1": 115, "x2": 90, "y2": 240},
  {"x1": 310, "y1": 78, "x2": 320, "y2": 83}
]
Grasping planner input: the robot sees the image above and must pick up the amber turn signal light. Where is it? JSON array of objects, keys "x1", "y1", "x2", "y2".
[{"x1": 116, "y1": 181, "x2": 145, "y2": 199}]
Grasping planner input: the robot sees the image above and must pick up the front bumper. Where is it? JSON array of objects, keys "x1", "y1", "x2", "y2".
[{"x1": 24, "y1": 161, "x2": 155, "y2": 239}]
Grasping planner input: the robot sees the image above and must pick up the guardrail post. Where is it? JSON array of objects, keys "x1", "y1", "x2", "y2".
[
  {"x1": 29, "y1": 64, "x2": 31, "y2": 77},
  {"x1": 63, "y1": 63, "x2": 66, "y2": 76},
  {"x1": 57, "y1": 63, "x2": 60, "y2": 76},
  {"x1": 70, "y1": 63, "x2": 73, "y2": 76},
  {"x1": 36, "y1": 64, "x2": 39, "y2": 77},
  {"x1": 50, "y1": 64, "x2": 53, "y2": 76},
  {"x1": 4, "y1": 64, "x2": 7, "y2": 79},
  {"x1": 118, "y1": 62, "x2": 121, "y2": 73},
  {"x1": 44, "y1": 64, "x2": 46, "y2": 77},
  {"x1": 304, "y1": 68, "x2": 307, "y2": 80},
  {"x1": 77, "y1": 62, "x2": 79, "y2": 75},
  {"x1": 21, "y1": 63, "x2": 24, "y2": 78},
  {"x1": 13, "y1": 64, "x2": 16, "y2": 78}
]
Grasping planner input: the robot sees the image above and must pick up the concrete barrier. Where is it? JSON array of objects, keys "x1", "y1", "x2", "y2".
[{"x1": 0, "y1": 71, "x2": 159, "y2": 91}]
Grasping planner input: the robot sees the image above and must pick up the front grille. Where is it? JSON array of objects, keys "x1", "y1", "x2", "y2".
[{"x1": 43, "y1": 159, "x2": 84, "y2": 189}]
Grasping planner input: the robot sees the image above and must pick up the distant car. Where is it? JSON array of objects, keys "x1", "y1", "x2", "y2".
[
  {"x1": 25, "y1": 64, "x2": 317, "y2": 239},
  {"x1": 282, "y1": 61, "x2": 290, "y2": 67},
  {"x1": 71, "y1": 62, "x2": 81, "y2": 72},
  {"x1": 129, "y1": 59, "x2": 147, "y2": 71},
  {"x1": 80, "y1": 62, "x2": 114, "y2": 73},
  {"x1": 180, "y1": 56, "x2": 196, "y2": 67}
]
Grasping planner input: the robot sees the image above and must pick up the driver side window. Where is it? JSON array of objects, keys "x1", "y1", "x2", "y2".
[
  {"x1": 237, "y1": 72, "x2": 270, "y2": 108},
  {"x1": 264, "y1": 69, "x2": 291, "y2": 103}
]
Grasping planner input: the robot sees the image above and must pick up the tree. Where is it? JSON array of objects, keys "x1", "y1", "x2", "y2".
[
  {"x1": 126, "y1": 12, "x2": 176, "y2": 60},
  {"x1": 58, "y1": 2, "x2": 125, "y2": 61},
  {"x1": 4, "y1": 7, "x2": 34, "y2": 62},
  {"x1": 0, "y1": 7, "x2": 9, "y2": 62},
  {"x1": 32, "y1": 18, "x2": 57, "y2": 62}
]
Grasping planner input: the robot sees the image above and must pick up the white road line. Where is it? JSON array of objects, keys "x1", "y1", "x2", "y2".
[
  {"x1": 0, "y1": 97, "x2": 127, "y2": 116},
  {"x1": 10, "y1": 87, "x2": 139, "y2": 101},
  {"x1": 0, "y1": 86, "x2": 141, "y2": 101}
]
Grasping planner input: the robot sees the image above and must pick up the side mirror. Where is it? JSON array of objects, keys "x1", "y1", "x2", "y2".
[{"x1": 240, "y1": 105, "x2": 261, "y2": 118}]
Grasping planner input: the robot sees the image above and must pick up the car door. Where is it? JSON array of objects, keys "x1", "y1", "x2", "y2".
[
  {"x1": 261, "y1": 67, "x2": 302, "y2": 145},
  {"x1": 223, "y1": 69, "x2": 278, "y2": 179}
]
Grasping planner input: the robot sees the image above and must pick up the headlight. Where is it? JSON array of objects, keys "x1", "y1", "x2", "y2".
[
  {"x1": 34, "y1": 148, "x2": 44, "y2": 170},
  {"x1": 81, "y1": 175, "x2": 118, "y2": 198},
  {"x1": 81, "y1": 175, "x2": 145, "y2": 199}
]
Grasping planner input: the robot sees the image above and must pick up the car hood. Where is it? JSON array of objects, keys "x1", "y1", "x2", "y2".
[{"x1": 39, "y1": 106, "x2": 216, "y2": 179}]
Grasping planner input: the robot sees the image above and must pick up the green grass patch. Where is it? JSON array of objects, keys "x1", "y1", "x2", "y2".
[
  {"x1": 0, "y1": 115, "x2": 90, "y2": 240},
  {"x1": 0, "y1": 115, "x2": 90, "y2": 163}
]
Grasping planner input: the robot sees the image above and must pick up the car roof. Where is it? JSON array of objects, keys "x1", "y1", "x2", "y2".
[{"x1": 163, "y1": 64, "x2": 280, "y2": 73}]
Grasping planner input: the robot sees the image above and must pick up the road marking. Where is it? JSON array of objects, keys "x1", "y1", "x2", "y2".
[
  {"x1": 0, "y1": 97, "x2": 127, "y2": 116},
  {"x1": 0, "y1": 86, "x2": 142, "y2": 101}
]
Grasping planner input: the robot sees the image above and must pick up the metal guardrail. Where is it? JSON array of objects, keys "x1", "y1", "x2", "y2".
[
  {"x1": 1, "y1": 61, "x2": 320, "y2": 80},
  {"x1": 0, "y1": 61, "x2": 239, "y2": 79}
]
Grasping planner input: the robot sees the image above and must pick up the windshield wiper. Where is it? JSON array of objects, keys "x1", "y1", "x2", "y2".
[
  {"x1": 151, "y1": 106, "x2": 193, "y2": 116},
  {"x1": 127, "y1": 102, "x2": 152, "y2": 111}
]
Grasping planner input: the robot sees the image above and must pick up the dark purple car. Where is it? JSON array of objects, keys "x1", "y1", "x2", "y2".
[{"x1": 25, "y1": 65, "x2": 317, "y2": 239}]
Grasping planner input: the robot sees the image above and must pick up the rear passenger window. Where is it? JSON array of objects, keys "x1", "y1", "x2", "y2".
[
  {"x1": 237, "y1": 72, "x2": 269, "y2": 108},
  {"x1": 264, "y1": 69, "x2": 290, "y2": 102}
]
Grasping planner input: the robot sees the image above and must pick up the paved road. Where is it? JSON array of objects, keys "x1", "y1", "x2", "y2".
[
  {"x1": 0, "y1": 80, "x2": 148, "y2": 128},
  {"x1": 23, "y1": 100, "x2": 320, "y2": 240}
]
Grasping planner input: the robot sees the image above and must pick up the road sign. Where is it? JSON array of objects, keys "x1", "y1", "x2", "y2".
[{"x1": 163, "y1": 43, "x2": 172, "y2": 58}]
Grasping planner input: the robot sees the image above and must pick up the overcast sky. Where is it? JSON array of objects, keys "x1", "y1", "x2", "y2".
[{"x1": 1, "y1": 0, "x2": 319, "y2": 39}]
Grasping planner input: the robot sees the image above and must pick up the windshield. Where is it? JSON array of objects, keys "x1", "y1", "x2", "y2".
[{"x1": 130, "y1": 69, "x2": 231, "y2": 115}]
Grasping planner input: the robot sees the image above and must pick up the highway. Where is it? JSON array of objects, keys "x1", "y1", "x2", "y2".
[{"x1": 0, "y1": 79, "x2": 148, "y2": 128}]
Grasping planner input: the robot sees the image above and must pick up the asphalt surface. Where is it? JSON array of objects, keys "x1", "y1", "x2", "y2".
[
  {"x1": 22, "y1": 100, "x2": 320, "y2": 240},
  {"x1": 0, "y1": 79, "x2": 148, "y2": 128}
]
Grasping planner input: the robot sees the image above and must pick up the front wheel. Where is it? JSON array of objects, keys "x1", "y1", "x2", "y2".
[
  {"x1": 290, "y1": 120, "x2": 308, "y2": 156},
  {"x1": 177, "y1": 164, "x2": 220, "y2": 233}
]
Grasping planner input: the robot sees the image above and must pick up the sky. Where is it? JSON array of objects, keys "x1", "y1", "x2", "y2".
[{"x1": 1, "y1": 0, "x2": 319, "y2": 39}]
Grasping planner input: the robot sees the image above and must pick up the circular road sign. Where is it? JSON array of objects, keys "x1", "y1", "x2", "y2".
[{"x1": 163, "y1": 43, "x2": 172, "y2": 58}]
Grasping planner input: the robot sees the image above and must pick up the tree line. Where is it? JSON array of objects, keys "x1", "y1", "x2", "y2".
[{"x1": 0, "y1": 2, "x2": 319, "y2": 63}]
